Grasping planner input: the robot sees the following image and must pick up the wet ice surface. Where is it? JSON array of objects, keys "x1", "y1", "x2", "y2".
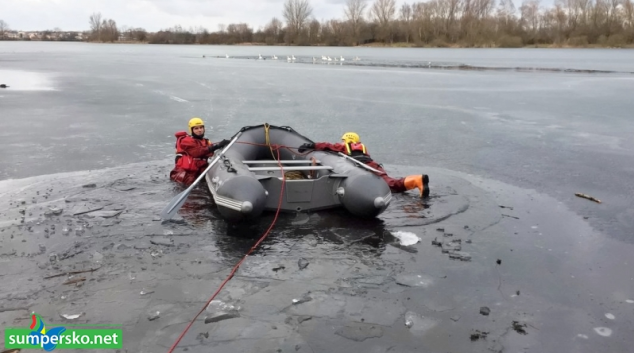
[
  {"x1": 2, "y1": 43, "x2": 634, "y2": 352},
  {"x1": 1, "y1": 161, "x2": 632, "y2": 353},
  {"x1": 2, "y1": 44, "x2": 634, "y2": 245},
  {"x1": 0, "y1": 69, "x2": 57, "y2": 91}
]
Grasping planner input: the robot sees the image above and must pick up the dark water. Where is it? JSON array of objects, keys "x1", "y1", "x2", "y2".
[{"x1": 1, "y1": 42, "x2": 634, "y2": 352}]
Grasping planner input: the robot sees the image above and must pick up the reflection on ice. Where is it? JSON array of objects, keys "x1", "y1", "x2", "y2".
[
  {"x1": 594, "y1": 327, "x2": 613, "y2": 337},
  {"x1": 0, "y1": 69, "x2": 56, "y2": 91}
]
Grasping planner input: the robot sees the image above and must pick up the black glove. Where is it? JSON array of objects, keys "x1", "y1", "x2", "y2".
[
  {"x1": 217, "y1": 139, "x2": 230, "y2": 148},
  {"x1": 208, "y1": 139, "x2": 229, "y2": 153},
  {"x1": 298, "y1": 143, "x2": 315, "y2": 153}
]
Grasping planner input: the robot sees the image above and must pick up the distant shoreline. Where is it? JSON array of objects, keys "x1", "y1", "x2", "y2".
[
  {"x1": 85, "y1": 41, "x2": 634, "y2": 49},
  {"x1": 3, "y1": 39, "x2": 633, "y2": 49}
]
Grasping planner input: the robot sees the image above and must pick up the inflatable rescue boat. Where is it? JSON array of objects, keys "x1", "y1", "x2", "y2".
[{"x1": 204, "y1": 124, "x2": 392, "y2": 221}]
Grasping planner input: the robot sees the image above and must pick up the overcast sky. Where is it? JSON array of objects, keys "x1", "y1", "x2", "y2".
[
  {"x1": 1, "y1": 0, "x2": 358, "y2": 32},
  {"x1": 2, "y1": 0, "x2": 531, "y2": 32}
]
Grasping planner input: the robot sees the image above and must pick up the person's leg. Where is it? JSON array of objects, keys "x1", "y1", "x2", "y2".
[
  {"x1": 366, "y1": 161, "x2": 407, "y2": 192},
  {"x1": 183, "y1": 173, "x2": 199, "y2": 186},
  {"x1": 170, "y1": 168, "x2": 187, "y2": 184},
  {"x1": 366, "y1": 161, "x2": 430, "y2": 197},
  {"x1": 404, "y1": 174, "x2": 430, "y2": 198},
  {"x1": 170, "y1": 168, "x2": 198, "y2": 186}
]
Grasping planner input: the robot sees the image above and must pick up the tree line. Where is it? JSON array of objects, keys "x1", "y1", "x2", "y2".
[
  {"x1": 137, "y1": 0, "x2": 634, "y2": 47},
  {"x1": 5, "y1": 0, "x2": 633, "y2": 46}
]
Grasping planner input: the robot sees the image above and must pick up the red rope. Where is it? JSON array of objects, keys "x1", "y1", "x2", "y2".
[{"x1": 166, "y1": 147, "x2": 287, "y2": 353}]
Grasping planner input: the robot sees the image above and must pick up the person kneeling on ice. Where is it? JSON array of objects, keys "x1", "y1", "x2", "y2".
[
  {"x1": 169, "y1": 117, "x2": 229, "y2": 186},
  {"x1": 298, "y1": 132, "x2": 430, "y2": 197}
]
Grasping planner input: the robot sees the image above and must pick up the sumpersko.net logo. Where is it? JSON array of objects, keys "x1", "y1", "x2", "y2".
[{"x1": 4, "y1": 313, "x2": 122, "y2": 351}]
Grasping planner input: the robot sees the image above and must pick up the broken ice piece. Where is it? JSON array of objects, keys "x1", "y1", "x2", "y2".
[
  {"x1": 148, "y1": 311, "x2": 160, "y2": 321},
  {"x1": 594, "y1": 327, "x2": 612, "y2": 337},
  {"x1": 292, "y1": 297, "x2": 312, "y2": 305},
  {"x1": 204, "y1": 311, "x2": 239, "y2": 323},
  {"x1": 150, "y1": 237, "x2": 174, "y2": 246},
  {"x1": 441, "y1": 242, "x2": 461, "y2": 253},
  {"x1": 298, "y1": 258, "x2": 309, "y2": 270},
  {"x1": 60, "y1": 313, "x2": 83, "y2": 320},
  {"x1": 405, "y1": 316, "x2": 413, "y2": 328},
  {"x1": 392, "y1": 231, "x2": 420, "y2": 246},
  {"x1": 206, "y1": 300, "x2": 240, "y2": 313},
  {"x1": 45, "y1": 207, "x2": 63, "y2": 216},
  {"x1": 448, "y1": 251, "x2": 471, "y2": 261},
  {"x1": 404, "y1": 311, "x2": 437, "y2": 332}
]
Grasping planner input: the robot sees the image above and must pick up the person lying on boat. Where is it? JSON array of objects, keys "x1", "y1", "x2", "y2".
[
  {"x1": 169, "y1": 117, "x2": 229, "y2": 186},
  {"x1": 298, "y1": 132, "x2": 430, "y2": 198}
]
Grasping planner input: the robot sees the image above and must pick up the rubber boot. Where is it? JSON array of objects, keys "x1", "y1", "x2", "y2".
[{"x1": 404, "y1": 174, "x2": 430, "y2": 198}]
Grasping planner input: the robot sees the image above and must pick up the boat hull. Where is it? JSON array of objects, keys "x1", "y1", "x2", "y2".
[{"x1": 205, "y1": 124, "x2": 391, "y2": 221}]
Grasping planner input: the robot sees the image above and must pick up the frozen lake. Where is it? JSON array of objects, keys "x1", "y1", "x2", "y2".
[{"x1": 1, "y1": 42, "x2": 633, "y2": 352}]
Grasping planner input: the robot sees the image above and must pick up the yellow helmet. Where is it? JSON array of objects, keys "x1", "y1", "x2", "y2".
[
  {"x1": 188, "y1": 117, "x2": 204, "y2": 134},
  {"x1": 341, "y1": 132, "x2": 360, "y2": 144}
]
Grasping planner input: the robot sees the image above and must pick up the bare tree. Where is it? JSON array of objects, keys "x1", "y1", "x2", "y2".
[
  {"x1": 412, "y1": 2, "x2": 432, "y2": 43},
  {"x1": 0, "y1": 19, "x2": 8, "y2": 39},
  {"x1": 119, "y1": 25, "x2": 130, "y2": 40},
  {"x1": 99, "y1": 19, "x2": 119, "y2": 42},
  {"x1": 370, "y1": 0, "x2": 396, "y2": 42},
  {"x1": 460, "y1": 0, "x2": 496, "y2": 42},
  {"x1": 422, "y1": 0, "x2": 461, "y2": 42},
  {"x1": 283, "y1": 0, "x2": 313, "y2": 43},
  {"x1": 603, "y1": 0, "x2": 621, "y2": 36},
  {"x1": 129, "y1": 28, "x2": 148, "y2": 42},
  {"x1": 308, "y1": 19, "x2": 321, "y2": 44},
  {"x1": 520, "y1": 0, "x2": 542, "y2": 38},
  {"x1": 264, "y1": 17, "x2": 283, "y2": 44},
  {"x1": 322, "y1": 19, "x2": 346, "y2": 45},
  {"x1": 399, "y1": 3, "x2": 413, "y2": 43},
  {"x1": 344, "y1": 0, "x2": 368, "y2": 44},
  {"x1": 370, "y1": 0, "x2": 396, "y2": 25},
  {"x1": 625, "y1": 0, "x2": 634, "y2": 33},
  {"x1": 89, "y1": 12, "x2": 102, "y2": 40},
  {"x1": 497, "y1": 0, "x2": 517, "y2": 26}
]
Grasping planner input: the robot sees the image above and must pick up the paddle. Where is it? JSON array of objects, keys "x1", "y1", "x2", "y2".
[
  {"x1": 337, "y1": 152, "x2": 384, "y2": 174},
  {"x1": 160, "y1": 131, "x2": 243, "y2": 221}
]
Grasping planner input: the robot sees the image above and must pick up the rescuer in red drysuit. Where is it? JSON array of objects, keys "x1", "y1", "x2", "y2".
[
  {"x1": 298, "y1": 132, "x2": 430, "y2": 197},
  {"x1": 169, "y1": 117, "x2": 229, "y2": 186}
]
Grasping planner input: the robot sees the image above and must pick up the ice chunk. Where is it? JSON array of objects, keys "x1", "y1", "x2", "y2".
[{"x1": 392, "y1": 231, "x2": 420, "y2": 246}]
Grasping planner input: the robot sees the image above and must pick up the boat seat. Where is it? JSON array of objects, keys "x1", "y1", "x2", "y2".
[
  {"x1": 243, "y1": 160, "x2": 321, "y2": 164},
  {"x1": 247, "y1": 166, "x2": 333, "y2": 171}
]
